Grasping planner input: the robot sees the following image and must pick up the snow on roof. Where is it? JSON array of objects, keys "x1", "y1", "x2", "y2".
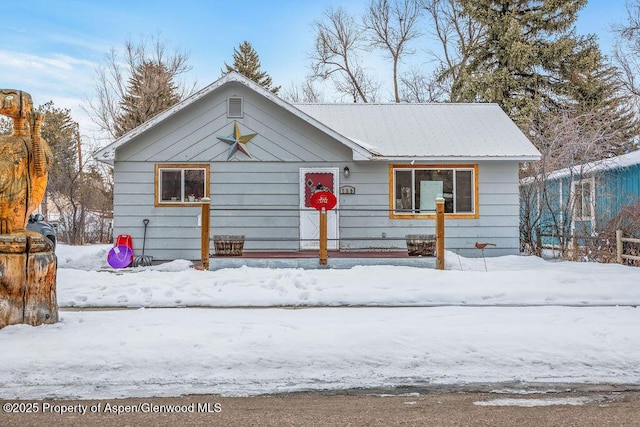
[
  {"x1": 545, "y1": 149, "x2": 640, "y2": 181},
  {"x1": 344, "y1": 136, "x2": 382, "y2": 156}
]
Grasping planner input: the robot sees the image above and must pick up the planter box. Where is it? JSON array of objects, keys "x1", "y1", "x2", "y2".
[
  {"x1": 213, "y1": 235, "x2": 245, "y2": 256},
  {"x1": 405, "y1": 234, "x2": 436, "y2": 256}
]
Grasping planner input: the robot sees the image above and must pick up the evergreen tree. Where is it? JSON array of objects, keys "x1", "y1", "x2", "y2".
[
  {"x1": 36, "y1": 102, "x2": 79, "y2": 201},
  {"x1": 454, "y1": 0, "x2": 599, "y2": 128},
  {"x1": 561, "y1": 53, "x2": 639, "y2": 156},
  {"x1": 223, "y1": 41, "x2": 281, "y2": 94},
  {"x1": 114, "y1": 61, "x2": 181, "y2": 137},
  {"x1": 89, "y1": 35, "x2": 193, "y2": 141}
]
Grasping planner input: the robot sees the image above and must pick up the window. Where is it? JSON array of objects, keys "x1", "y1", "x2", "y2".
[
  {"x1": 390, "y1": 165, "x2": 478, "y2": 218},
  {"x1": 155, "y1": 164, "x2": 209, "y2": 206},
  {"x1": 571, "y1": 179, "x2": 594, "y2": 221}
]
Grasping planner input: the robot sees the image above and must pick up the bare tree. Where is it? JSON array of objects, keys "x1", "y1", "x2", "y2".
[
  {"x1": 311, "y1": 7, "x2": 379, "y2": 102},
  {"x1": 521, "y1": 108, "x2": 624, "y2": 256},
  {"x1": 363, "y1": 0, "x2": 422, "y2": 102},
  {"x1": 399, "y1": 67, "x2": 446, "y2": 102},
  {"x1": 87, "y1": 34, "x2": 195, "y2": 141},
  {"x1": 23, "y1": 100, "x2": 115, "y2": 245},
  {"x1": 282, "y1": 78, "x2": 325, "y2": 103},
  {"x1": 614, "y1": 1, "x2": 640, "y2": 110},
  {"x1": 421, "y1": 0, "x2": 483, "y2": 102}
]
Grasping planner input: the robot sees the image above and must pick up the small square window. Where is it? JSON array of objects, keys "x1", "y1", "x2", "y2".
[{"x1": 155, "y1": 164, "x2": 209, "y2": 206}]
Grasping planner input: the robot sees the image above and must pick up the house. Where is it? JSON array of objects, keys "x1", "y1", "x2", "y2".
[
  {"x1": 95, "y1": 72, "x2": 540, "y2": 263},
  {"x1": 521, "y1": 149, "x2": 640, "y2": 241}
]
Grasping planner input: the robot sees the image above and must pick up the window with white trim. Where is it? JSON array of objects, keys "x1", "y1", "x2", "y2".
[
  {"x1": 391, "y1": 165, "x2": 477, "y2": 217},
  {"x1": 155, "y1": 164, "x2": 209, "y2": 205},
  {"x1": 571, "y1": 179, "x2": 594, "y2": 221}
]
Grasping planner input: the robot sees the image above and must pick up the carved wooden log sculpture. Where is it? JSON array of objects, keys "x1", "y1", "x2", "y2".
[{"x1": 0, "y1": 89, "x2": 57, "y2": 329}]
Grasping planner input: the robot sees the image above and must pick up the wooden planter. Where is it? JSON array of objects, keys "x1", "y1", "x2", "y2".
[
  {"x1": 405, "y1": 234, "x2": 436, "y2": 257},
  {"x1": 213, "y1": 235, "x2": 245, "y2": 256}
]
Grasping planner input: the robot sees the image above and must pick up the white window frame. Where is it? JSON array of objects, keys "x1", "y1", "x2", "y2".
[{"x1": 570, "y1": 177, "x2": 595, "y2": 223}]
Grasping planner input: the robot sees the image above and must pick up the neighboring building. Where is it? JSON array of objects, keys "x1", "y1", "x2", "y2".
[
  {"x1": 95, "y1": 72, "x2": 540, "y2": 262},
  {"x1": 35, "y1": 196, "x2": 113, "y2": 244},
  {"x1": 521, "y1": 149, "x2": 640, "y2": 240}
]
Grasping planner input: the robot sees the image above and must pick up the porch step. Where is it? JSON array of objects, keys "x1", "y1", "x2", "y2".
[{"x1": 209, "y1": 255, "x2": 437, "y2": 270}]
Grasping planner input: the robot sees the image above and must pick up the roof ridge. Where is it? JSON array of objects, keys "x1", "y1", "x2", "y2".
[{"x1": 292, "y1": 102, "x2": 500, "y2": 106}]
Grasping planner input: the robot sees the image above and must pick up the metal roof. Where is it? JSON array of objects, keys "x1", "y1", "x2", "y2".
[
  {"x1": 294, "y1": 103, "x2": 540, "y2": 161},
  {"x1": 94, "y1": 72, "x2": 540, "y2": 164}
]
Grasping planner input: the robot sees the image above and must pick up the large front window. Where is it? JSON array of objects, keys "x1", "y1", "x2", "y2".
[
  {"x1": 390, "y1": 165, "x2": 478, "y2": 218},
  {"x1": 155, "y1": 164, "x2": 209, "y2": 206}
]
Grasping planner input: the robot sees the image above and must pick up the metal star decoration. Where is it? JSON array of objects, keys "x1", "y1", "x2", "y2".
[{"x1": 217, "y1": 121, "x2": 257, "y2": 160}]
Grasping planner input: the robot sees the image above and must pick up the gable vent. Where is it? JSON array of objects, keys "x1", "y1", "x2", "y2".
[{"x1": 227, "y1": 97, "x2": 244, "y2": 118}]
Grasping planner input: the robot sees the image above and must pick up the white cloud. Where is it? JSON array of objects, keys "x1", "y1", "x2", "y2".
[
  {"x1": 0, "y1": 50, "x2": 97, "y2": 83},
  {"x1": 0, "y1": 49, "x2": 105, "y2": 143}
]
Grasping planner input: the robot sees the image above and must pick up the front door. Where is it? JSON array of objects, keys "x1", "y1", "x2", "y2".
[{"x1": 300, "y1": 168, "x2": 339, "y2": 250}]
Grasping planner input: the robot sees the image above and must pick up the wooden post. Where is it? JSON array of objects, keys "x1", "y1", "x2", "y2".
[
  {"x1": 319, "y1": 207, "x2": 328, "y2": 265},
  {"x1": 616, "y1": 229, "x2": 623, "y2": 264},
  {"x1": 535, "y1": 227, "x2": 542, "y2": 256},
  {"x1": 200, "y1": 197, "x2": 211, "y2": 270},
  {"x1": 435, "y1": 197, "x2": 445, "y2": 270},
  {"x1": 0, "y1": 232, "x2": 58, "y2": 329}
]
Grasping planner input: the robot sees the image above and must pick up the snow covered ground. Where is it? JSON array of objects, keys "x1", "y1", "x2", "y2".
[
  {"x1": 55, "y1": 244, "x2": 640, "y2": 308},
  {"x1": 1, "y1": 244, "x2": 639, "y2": 400}
]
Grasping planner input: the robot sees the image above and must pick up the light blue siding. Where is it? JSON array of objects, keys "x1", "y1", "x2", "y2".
[
  {"x1": 114, "y1": 160, "x2": 522, "y2": 260},
  {"x1": 110, "y1": 82, "x2": 526, "y2": 260}
]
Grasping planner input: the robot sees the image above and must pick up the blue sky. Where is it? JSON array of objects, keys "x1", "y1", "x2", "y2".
[{"x1": 0, "y1": 0, "x2": 630, "y2": 140}]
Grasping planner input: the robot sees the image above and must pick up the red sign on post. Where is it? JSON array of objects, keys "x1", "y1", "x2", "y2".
[{"x1": 310, "y1": 191, "x2": 337, "y2": 211}]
